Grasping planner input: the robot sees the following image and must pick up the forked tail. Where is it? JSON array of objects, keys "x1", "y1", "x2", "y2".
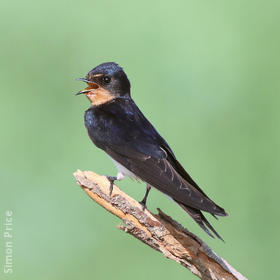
[{"x1": 176, "y1": 200, "x2": 226, "y2": 241}]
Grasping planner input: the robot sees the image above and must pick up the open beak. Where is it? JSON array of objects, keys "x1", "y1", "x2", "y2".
[
  {"x1": 75, "y1": 78, "x2": 99, "y2": 96},
  {"x1": 76, "y1": 89, "x2": 91, "y2": 96},
  {"x1": 76, "y1": 78, "x2": 92, "y2": 83}
]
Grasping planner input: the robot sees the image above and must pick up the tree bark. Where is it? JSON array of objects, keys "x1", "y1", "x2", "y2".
[{"x1": 74, "y1": 169, "x2": 247, "y2": 280}]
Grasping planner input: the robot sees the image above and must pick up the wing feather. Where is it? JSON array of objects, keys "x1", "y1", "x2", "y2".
[{"x1": 106, "y1": 148, "x2": 225, "y2": 216}]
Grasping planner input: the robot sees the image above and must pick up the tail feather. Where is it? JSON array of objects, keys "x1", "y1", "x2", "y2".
[
  {"x1": 176, "y1": 201, "x2": 225, "y2": 241},
  {"x1": 200, "y1": 211, "x2": 224, "y2": 241},
  {"x1": 211, "y1": 213, "x2": 218, "y2": 220}
]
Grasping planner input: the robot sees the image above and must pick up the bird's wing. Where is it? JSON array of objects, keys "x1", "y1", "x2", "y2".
[
  {"x1": 102, "y1": 99, "x2": 227, "y2": 217},
  {"x1": 106, "y1": 146, "x2": 225, "y2": 216}
]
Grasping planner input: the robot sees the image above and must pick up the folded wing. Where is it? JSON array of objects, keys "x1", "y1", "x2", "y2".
[{"x1": 90, "y1": 99, "x2": 228, "y2": 239}]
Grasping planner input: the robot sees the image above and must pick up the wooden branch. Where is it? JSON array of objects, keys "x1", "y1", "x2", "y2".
[{"x1": 74, "y1": 170, "x2": 247, "y2": 280}]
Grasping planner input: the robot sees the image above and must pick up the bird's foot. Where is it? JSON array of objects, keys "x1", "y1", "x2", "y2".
[
  {"x1": 139, "y1": 184, "x2": 151, "y2": 211},
  {"x1": 139, "y1": 199, "x2": 147, "y2": 211},
  {"x1": 106, "y1": 176, "x2": 117, "y2": 196}
]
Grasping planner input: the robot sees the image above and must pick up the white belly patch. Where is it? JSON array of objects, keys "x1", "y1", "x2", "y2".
[{"x1": 110, "y1": 157, "x2": 138, "y2": 180}]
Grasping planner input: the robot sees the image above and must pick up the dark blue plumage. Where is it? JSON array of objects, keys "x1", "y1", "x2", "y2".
[{"x1": 78, "y1": 62, "x2": 228, "y2": 240}]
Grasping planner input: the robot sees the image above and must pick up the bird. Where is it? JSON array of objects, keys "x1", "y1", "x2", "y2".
[{"x1": 76, "y1": 62, "x2": 228, "y2": 240}]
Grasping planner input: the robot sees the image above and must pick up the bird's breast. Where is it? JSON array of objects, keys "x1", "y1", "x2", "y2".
[{"x1": 84, "y1": 108, "x2": 110, "y2": 149}]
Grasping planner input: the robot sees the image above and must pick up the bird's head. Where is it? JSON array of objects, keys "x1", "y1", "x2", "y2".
[{"x1": 76, "y1": 62, "x2": 131, "y2": 106}]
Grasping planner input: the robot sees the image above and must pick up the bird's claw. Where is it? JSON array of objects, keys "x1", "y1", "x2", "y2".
[
  {"x1": 106, "y1": 176, "x2": 117, "y2": 196},
  {"x1": 139, "y1": 185, "x2": 151, "y2": 210},
  {"x1": 139, "y1": 199, "x2": 147, "y2": 211}
]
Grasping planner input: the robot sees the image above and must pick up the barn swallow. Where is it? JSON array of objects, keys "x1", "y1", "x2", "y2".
[{"x1": 76, "y1": 62, "x2": 228, "y2": 240}]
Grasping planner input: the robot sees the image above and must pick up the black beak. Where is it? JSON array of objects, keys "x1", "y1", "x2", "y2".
[
  {"x1": 76, "y1": 89, "x2": 93, "y2": 96},
  {"x1": 75, "y1": 78, "x2": 99, "y2": 96},
  {"x1": 76, "y1": 78, "x2": 92, "y2": 83}
]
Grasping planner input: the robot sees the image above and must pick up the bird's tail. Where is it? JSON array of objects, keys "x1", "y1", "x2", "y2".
[{"x1": 175, "y1": 200, "x2": 225, "y2": 241}]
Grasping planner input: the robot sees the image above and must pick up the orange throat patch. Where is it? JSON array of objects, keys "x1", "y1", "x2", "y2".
[{"x1": 85, "y1": 86, "x2": 115, "y2": 106}]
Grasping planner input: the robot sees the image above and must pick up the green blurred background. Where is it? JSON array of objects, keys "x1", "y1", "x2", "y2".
[{"x1": 0, "y1": 0, "x2": 279, "y2": 279}]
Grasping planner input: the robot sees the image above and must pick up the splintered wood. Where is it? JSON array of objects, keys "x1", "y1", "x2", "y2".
[{"x1": 74, "y1": 170, "x2": 247, "y2": 280}]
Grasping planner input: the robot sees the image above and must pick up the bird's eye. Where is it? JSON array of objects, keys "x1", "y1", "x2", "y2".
[{"x1": 102, "y1": 76, "x2": 111, "y2": 83}]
